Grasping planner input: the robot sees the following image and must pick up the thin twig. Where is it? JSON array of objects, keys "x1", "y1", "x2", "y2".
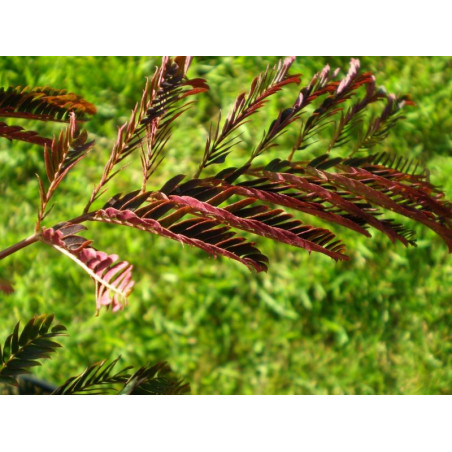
[{"x1": 0, "y1": 234, "x2": 39, "y2": 261}]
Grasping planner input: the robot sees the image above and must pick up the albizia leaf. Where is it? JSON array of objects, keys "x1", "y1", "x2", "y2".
[
  {"x1": 51, "y1": 357, "x2": 131, "y2": 395},
  {"x1": 360, "y1": 94, "x2": 415, "y2": 149},
  {"x1": 97, "y1": 180, "x2": 347, "y2": 262},
  {"x1": 0, "y1": 86, "x2": 95, "y2": 149},
  {"x1": 0, "y1": 314, "x2": 66, "y2": 384},
  {"x1": 197, "y1": 56, "x2": 299, "y2": 173},
  {"x1": 40, "y1": 224, "x2": 134, "y2": 312},
  {"x1": 196, "y1": 177, "x2": 371, "y2": 237},
  {"x1": 306, "y1": 166, "x2": 452, "y2": 250},
  {"x1": 120, "y1": 361, "x2": 190, "y2": 395},
  {"x1": 340, "y1": 160, "x2": 451, "y2": 220},
  {"x1": 43, "y1": 113, "x2": 94, "y2": 184},
  {"x1": 52, "y1": 357, "x2": 189, "y2": 395},
  {"x1": 155, "y1": 175, "x2": 346, "y2": 257},
  {"x1": 137, "y1": 57, "x2": 209, "y2": 185},
  {"x1": 157, "y1": 175, "x2": 348, "y2": 259},
  {"x1": 0, "y1": 85, "x2": 96, "y2": 122},
  {"x1": 86, "y1": 56, "x2": 208, "y2": 209},
  {"x1": 92, "y1": 207, "x2": 268, "y2": 272},
  {"x1": 288, "y1": 59, "x2": 377, "y2": 158},
  {"x1": 0, "y1": 121, "x2": 51, "y2": 147},
  {"x1": 37, "y1": 114, "x2": 94, "y2": 224},
  {"x1": 2, "y1": 56, "x2": 451, "y2": 314},
  {"x1": 252, "y1": 164, "x2": 416, "y2": 247},
  {"x1": 165, "y1": 194, "x2": 348, "y2": 260}
]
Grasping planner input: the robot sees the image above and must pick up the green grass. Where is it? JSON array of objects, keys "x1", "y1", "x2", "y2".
[{"x1": 1, "y1": 56, "x2": 451, "y2": 394}]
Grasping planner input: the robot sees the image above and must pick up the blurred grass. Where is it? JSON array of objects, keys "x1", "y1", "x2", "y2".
[{"x1": 0, "y1": 56, "x2": 451, "y2": 394}]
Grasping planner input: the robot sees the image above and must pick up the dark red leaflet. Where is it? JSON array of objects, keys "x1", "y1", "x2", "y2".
[
  {"x1": 258, "y1": 169, "x2": 413, "y2": 246},
  {"x1": 167, "y1": 195, "x2": 348, "y2": 261},
  {"x1": 345, "y1": 166, "x2": 452, "y2": 220},
  {"x1": 200, "y1": 179, "x2": 371, "y2": 237},
  {"x1": 0, "y1": 121, "x2": 51, "y2": 147},
  {"x1": 40, "y1": 225, "x2": 134, "y2": 312},
  {"x1": 93, "y1": 208, "x2": 268, "y2": 272},
  {"x1": 309, "y1": 167, "x2": 452, "y2": 251},
  {"x1": 0, "y1": 86, "x2": 96, "y2": 121}
]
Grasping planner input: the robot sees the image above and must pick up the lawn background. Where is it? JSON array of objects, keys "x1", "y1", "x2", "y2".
[{"x1": 0, "y1": 56, "x2": 451, "y2": 394}]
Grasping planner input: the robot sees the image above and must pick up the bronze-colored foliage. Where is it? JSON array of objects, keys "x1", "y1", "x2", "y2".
[
  {"x1": 0, "y1": 56, "x2": 451, "y2": 313},
  {"x1": 41, "y1": 224, "x2": 134, "y2": 312},
  {"x1": 0, "y1": 121, "x2": 51, "y2": 146},
  {"x1": 0, "y1": 85, "x2": 96, "y2": 147},
  {"x1": 0, "y1": 86, "x2": 96, "y2": 120}
]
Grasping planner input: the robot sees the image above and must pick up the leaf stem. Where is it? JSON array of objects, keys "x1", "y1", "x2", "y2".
[
  {"x1": 51, "y1": 244, "x2": 126, "y2": 297},
  {"x1": 0, "y1": 234, "x2": 39, "y2": 261},
  {"x1": 0, "y1": 211, "x2": 93, "y2": 262}
]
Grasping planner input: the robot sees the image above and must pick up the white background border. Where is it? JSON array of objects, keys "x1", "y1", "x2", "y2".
[{"x1": 1, "y1": 0, "x2": 450, "y2": 450}]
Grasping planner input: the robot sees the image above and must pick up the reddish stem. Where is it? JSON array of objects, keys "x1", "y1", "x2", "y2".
[
  {"x1": 0, "y1": 211, "x2": 95, "y2": 262},
  {"x1": 0, "y1": 234, "x2": 40, "y2": 261}
]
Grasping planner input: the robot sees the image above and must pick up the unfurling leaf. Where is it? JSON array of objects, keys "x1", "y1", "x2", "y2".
[{"x1": 40, "y1": 224, "x2": 134, "y2": 313}]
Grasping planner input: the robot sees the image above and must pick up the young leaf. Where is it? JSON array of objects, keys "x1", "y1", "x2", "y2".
[
  {"x1": 40, "y1": 224, "x2": 134, "y2": 313},
  {"x1": 36, "y1": 114, "x2": 94, "y2": 227},
  {"x1": 85, "y1": 56, "x2": 208, "y2": 209},
  {"x1": 196, "y1": 56, "x2": 299, "y2": 174}
]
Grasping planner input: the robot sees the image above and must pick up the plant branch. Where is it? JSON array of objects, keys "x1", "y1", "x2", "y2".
[
  {"x1": 0, "y1": 234, "x2": 39, "y2": 261},
  {"x1": 49, "y1": 244, "x2": 127, "y2": 297},
  {"x1": 0, "y1": 209, "x2": 94, "y2": 262}
]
